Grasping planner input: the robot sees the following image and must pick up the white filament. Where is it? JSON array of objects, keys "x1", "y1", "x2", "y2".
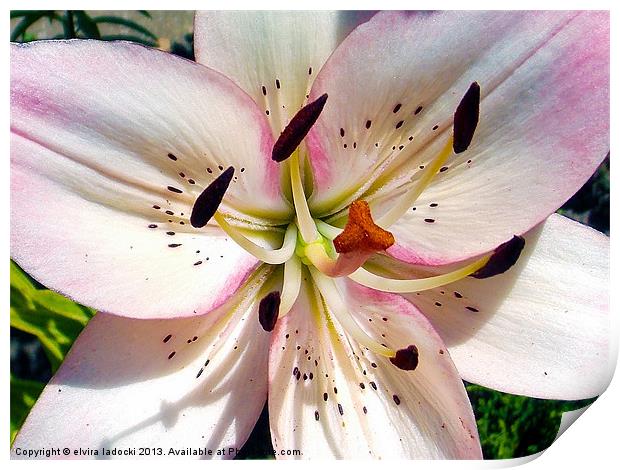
[
  {"x1": 290, "y1": 152, "x2": 319, "y2": 243},
  {"x1": 310, "y1": 267, "x2": 395, "y2": 358},
  {"x1": 213, "y1": 214, "x2": 297, "y2": 265},
  {"x1": 279, "y1": 255, "x2": 302, "y2": 318},
  {"x1": 349, "y1": 254, "x2": 491, "y2": 293},
  {"x1": 315, "y1": 219, "x2": 343, "y2": 240}
]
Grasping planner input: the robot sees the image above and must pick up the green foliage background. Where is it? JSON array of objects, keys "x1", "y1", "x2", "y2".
[{"x1": 9, "y1": 11, "x2": 609, "y2": 459}]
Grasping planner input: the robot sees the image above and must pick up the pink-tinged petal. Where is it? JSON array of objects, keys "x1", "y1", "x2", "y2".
[
  {"x1": 12, "y1": 133, "x2": 256, "y2": 320},
  {"x1": 11, "y1": 40, "x2": 289, "y2": 223},
  {"x1": 268, "y1": 279, "x2": 481, "y2": 459},
  {"x1": 10, "y1": 40, "x2": 290, "y2": 319},
  {"x1": 383, "y1": 214, "x2": 609, "y2": 400},
  {"x1": 11, "y1": 268, "x2": 274, "y2": 459},
  {"x1": 307, "y1": 12, "x2": 608, "y2": 265},
  {"x1": 194, "y1": 11, "x2": 375, "y2": 137}
]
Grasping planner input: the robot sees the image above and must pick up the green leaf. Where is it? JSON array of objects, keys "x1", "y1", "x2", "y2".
[
  {"x1": 138, "y1": 10, "x2": 152, "y2": 19},
  {"x1": 10, "y1": 12, "x2": 47, "y2": 41},
  {"x1": 93, "y1": 15, "x2": 157, "y2": 39},
  {"x1": 73, "y1": 11, "x2": 101, "y2": 39},
  {"x1": 35, "y1": 289, "x2": 94, "y2": 323},
  {"x1": 10, "y1": 10, "x2": 36, "y2": 19},
  {"x1": 11, "y1": 10, "x2": 57, "y2": 19},
  {"x1": 21, "y1": 32, "x2": 38, "y2": 42},
  {"x1": 46, "y1": 12, "x2": 63, "y2": 25},
  {"x1": 10, "y1": 260, "x2": 93, "y2": 372},
  {"x1": 466, "y1": 383, "x2": 596, "y2": 458},
  {"x1": 10, "y1": 261, "x2": 36, "y2": 296},
  {"x1": 61, "y1": 10, "x2": 76, "y2": 39},
  {"x1": 10, "y1": 375, "x2": 45, "y2": 444}
]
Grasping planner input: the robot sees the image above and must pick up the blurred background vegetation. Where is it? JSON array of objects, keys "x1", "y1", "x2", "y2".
[{"x1": 9, "y1": 10, "x2": 609, "y2": 460}]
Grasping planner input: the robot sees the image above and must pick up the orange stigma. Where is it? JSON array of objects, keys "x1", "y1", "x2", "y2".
[{"x1": 333, "y1": 200, "x2": 395, "y2": 254}]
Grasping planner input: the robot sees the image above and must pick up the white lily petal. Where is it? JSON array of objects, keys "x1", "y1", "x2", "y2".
[
  {"x1": 307, "y1": 11, "x2": 608, "y2": 266},
  {"x1": 12, "y1": 267, "x2": 276, "y2": 459},
  {"x1": 194, "y1": 11, "x2": 375, "y2": 136},
  {"x1": 12, "y1": 132, "x2": 264, "y2": 320},
  {"x1": 268, "y1": 276, "x2": 481, "y2": 459},
  {"x1": 376, "y1": 214, "x2": 609, "y2": 399},
  {"x1": 11, "y1": 40, "x2": 289, "y2": 222},
  {"x1": 10, "y1": 40, "x2": 293, "y2": 319}
]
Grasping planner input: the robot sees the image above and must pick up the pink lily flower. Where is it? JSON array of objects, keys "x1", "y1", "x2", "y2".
[{"x1": 11, "y1": 11, "x2": 609, "y2": 459}]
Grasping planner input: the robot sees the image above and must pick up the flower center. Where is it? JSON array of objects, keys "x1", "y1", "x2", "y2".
[{"x1": 190, "y1": 82, "x2": 524, "y2": 368}]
